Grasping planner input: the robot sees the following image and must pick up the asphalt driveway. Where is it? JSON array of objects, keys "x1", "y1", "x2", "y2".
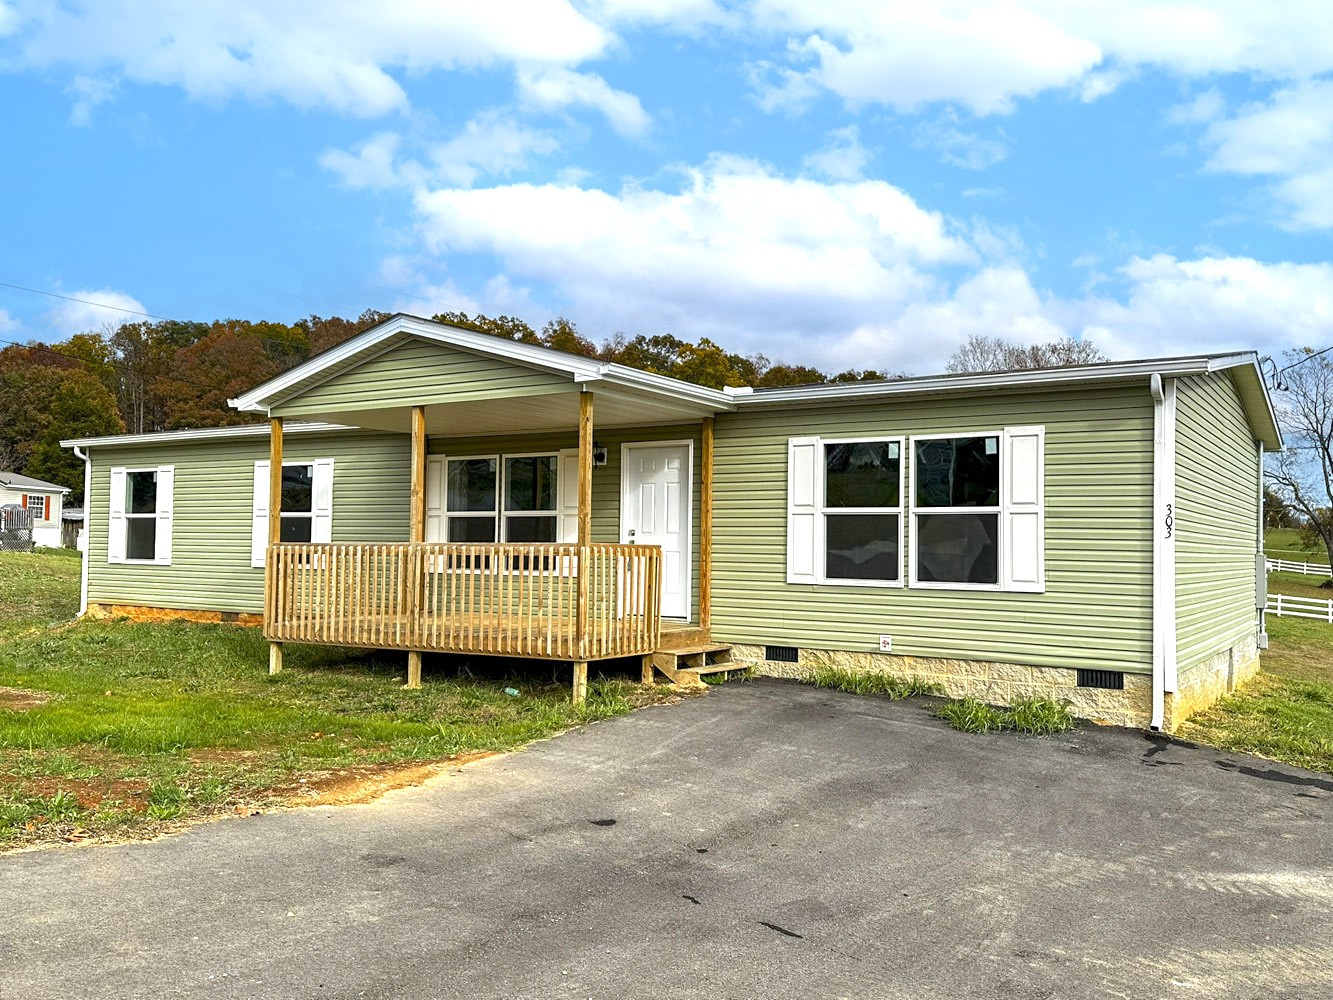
[{"x1": 2, "y1": 678, "x2": 1331, "y2": 1000}]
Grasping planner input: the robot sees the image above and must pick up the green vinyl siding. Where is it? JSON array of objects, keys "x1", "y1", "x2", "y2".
[
  {"x1": 272, "y1": 338, "x2": 573, "y2": 417},
  {"x1": 87, "y1": 432, "x2": 410, "y2": 614},
  {"x1": 1173, "y1": 372, "x2": 1261, "y2": 673},
  {"x1": 429, "y1": 424, "x2": 703, "y2": 623},
  {"x1": 710, "y1": 385, "x2": 1155, "y2": 673}
]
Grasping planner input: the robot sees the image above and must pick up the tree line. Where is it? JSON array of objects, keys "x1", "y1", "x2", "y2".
[{"x1": 0, "y1": 306, "x2": 1103, "y2": 503}]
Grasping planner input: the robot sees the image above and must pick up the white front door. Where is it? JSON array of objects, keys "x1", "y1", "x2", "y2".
[{"x1": 621, "y1": 443, "x2": 691, "y2": 620}]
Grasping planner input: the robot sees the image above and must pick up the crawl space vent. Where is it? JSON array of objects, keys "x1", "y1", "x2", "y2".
[
  {"x1": 1076, "y1": 669, "x2": 1124, "y2": 690},
  {"x1": 764, "y1": 645, "x2": 799, "y2": 663}
]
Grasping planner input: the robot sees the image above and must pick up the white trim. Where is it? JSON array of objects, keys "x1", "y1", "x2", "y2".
[
  {"x1": 62, "y1": 421, "x2": 355, "y2": 450},
  {"x1": 442, "y1": 453, "x2": 501, "y2": 543},
  {"x1": 908, "y1": 431, "x2": 1004, "y2": 592},
  {"x1": 1001, "y1": 425, "x2": 1046, "y2": 593},
  {"x1": 620, "y1": 439, "x2": 694, "y2": 622},
  {"x1": 1150, "y1": 375, "x2": 1178, "y2": 730},
  {"x1": 252, "y1": 459, "x2": 334, "y2": 565},
  {"x1": 74, "y1": 446, "x2": 90, "y2": 615},
  {"x1": 814, "y1": 436, "x2": 906, "y2": 589}
]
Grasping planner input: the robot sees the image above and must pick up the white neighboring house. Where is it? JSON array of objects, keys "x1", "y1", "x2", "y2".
[{"x1": 0, "y1": 472, "x2": 71, "y2": 548}]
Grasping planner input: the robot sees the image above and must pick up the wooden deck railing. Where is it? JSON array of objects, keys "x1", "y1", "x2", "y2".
[{"x1": 264, "y1": 542, "x2": 662, "y2": 660}]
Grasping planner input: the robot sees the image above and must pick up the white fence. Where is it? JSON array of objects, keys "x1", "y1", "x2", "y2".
[
  {"x1": 1266, "y1": 557, "x2": 1333, "y2": 577},
  {"x1": 1266, "y1": 592, "x2": 1333, "y2": 622}
]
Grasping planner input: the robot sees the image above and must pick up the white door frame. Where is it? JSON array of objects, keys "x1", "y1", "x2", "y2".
[{"x1": 619, "y1": 440, "x2": 693, "y2": 621}]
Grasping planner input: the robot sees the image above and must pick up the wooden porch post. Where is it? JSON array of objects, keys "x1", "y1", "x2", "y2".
[
  {"x1": 268, "y1": 417, "x2": 283, "y2": 674},
  {"x1": 574, "y1": 391, "x2": 594, "y2": 704},
  {"x1": 700, "y1": 416, "x2": 714, "y2": 633},
  {"x1": 406, "y1": 404, "x2": 426, "y2": 689}
]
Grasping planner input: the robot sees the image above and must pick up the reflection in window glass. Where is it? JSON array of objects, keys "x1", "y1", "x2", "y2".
[
  {"x1": 504, "y1": 515, "x2": 557, "y2": 543},
  {"x1": 280, "y1": 517, "x2": 313, "y2": 543},
  {"x1": 824, "y1": 442, "x2": 899, "y2": 508},
  {"x1": 447, "y1": 459, "x2": 497, "y2": 512},
  {"x1": 826, "y1": 513, "x2": 899, "y2": 581},
  {"x1": 448, "y1": 517, "x2": 497, "y2": 543},
  {"x1": 505, "y1": 456, "x2": 556, "y2": 512},
  {"x1": 127, "y1": 471, "x2": 158, "y2": 514},
  {"x1": 281, "y1": 465, "x2": 313, "y2": 512},
  {"x1": 126, "y1": 518, "x2": 156, "y2": 561},
  {"x1": 916, "y1": 512, "x2": 998, "y2": 585},
  {"x1": 914, "y1": 437, "x2": 999, "y2": 508}
]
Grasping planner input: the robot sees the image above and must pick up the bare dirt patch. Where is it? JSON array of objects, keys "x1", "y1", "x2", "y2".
[
  {"x1": 275, "y1": 752, "x2": 498, "y2": 807},
  {"x1": 24, "y1": 775, "x2": 150, "y2": 812},
  {"x1": 0, "y1": 687, "x2": 52, "y2": 711}
]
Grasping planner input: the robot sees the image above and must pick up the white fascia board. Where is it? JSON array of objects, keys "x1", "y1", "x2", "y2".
[
  {"x1": 61, "y1": 421, "x2": 356, "y2": 449},
  {"x1": 597, "y1": 364, "x2": 736, "y2": 411},
  {"x1": 735, "y1": 354, "x2": 1261, "y2": 407}
]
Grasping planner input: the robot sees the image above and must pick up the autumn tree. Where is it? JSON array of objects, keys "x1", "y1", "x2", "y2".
[
  {"x1": 153, "y1": 321, "x2": 303, "y2": 429},
  {"x1": 0, "y1": 345, "x2": 123, "y2": 499},
  {"x1": 1266, "y1": 348, "x2": 1333, "y2": 575},
  {"x1": 946, "y1": 333, "x2": 1107, "y2": 374}
]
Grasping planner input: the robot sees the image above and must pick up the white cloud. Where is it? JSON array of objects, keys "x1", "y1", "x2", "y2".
[
  {"x1": 914, "y1": 116, "x2": 1008, "y2": 170},
  {"x1": 750, "y1": 2, "x2": 1333, "y2": 115},
  {"x1": 64, "y1": 74, "x2": 118, "y2": 127},
  {"x1": 46, "y1": 289, "x2": 148, "y2": 336},
  {"x1": 411, "y1": 155, "x2": 974, "y2": 365},
  {"x1": 0, "y1": 308, "x2": 18, "y2": 334},
  {"x1": 1166, "y1": 88, "x2": 1225, "y2": 127},
  {"x1": 6, "y1": 0, "x2": 611, "y2": 117},
  {"x1": 584, "y1": 0, "x2": 733, "y2": 30},
  {"x1": 321, "y1": 114, "x2": 560, "y2": 191},
  {"x1": 0, "y1": 2, "x2": 21, "y2": 38},
  {"x1": 516, "y1": 67, "x2": 650, "y2": 137},
  {"x1": 801, "y1": 125, "x2": 871, "y2": 180},
  {"x1": 1198, "y1": 79, "x2": 1333, "y2": 230}
]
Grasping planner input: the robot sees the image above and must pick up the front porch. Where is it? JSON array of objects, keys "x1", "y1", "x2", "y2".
[{"x1": 242, "y1": 316, "x2": 734, "y2": 702}]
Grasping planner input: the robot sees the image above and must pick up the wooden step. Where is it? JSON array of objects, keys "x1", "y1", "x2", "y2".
[
  {"x1": 656, "y1": 626, "x2": 713, "y2": 650},
  {"x1": 649, "y1": 643, "x2": 739, "y2": 685}
]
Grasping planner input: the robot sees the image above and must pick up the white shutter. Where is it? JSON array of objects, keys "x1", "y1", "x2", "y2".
[
  {"x1": 556, "y1": 448, "x2": 580, "y2": 543},
  {"x1": 251, "y1": 461, "x2": 269, "y2": 568},
  {"x1": 108, "y1": 467, "x2": 127, "y2": 563},
  {"x1": 425, "y1": 455, "x2": 446, "y2": 542},
  {"x1": 1003, "y1": 426, "x2": 1045, "y2": 593},
  {"x1": 154, "y1": 466, "x2": 174, "y2": 565},
  {"x1": 312, "y1": 459, "x2": 334, "y2": 542},
  {"x1": 787, "y1": 436, "x2": 820, "y2": 584}
]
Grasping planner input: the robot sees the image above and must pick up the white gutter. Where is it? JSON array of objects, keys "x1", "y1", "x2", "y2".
[
  {"x1": 1150, "y1": 374, "x2": 1178, "y2": 731},
  {"x1": 73, "y1": 446, "x2": 91, "y2": 617}
]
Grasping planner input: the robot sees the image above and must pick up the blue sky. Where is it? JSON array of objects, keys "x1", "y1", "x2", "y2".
[{"x1": 2, "y1": 1, "x2": 1331, "y2": 374}]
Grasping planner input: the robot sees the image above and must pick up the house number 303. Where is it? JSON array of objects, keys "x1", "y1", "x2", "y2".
[{"x1": 1164, "y1": 503, "x2": 1174, "y2": 539}]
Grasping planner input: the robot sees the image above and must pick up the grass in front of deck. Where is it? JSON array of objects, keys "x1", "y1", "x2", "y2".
[{"x1": 0, "y1": 551, "x2": 684, "y2": 850}]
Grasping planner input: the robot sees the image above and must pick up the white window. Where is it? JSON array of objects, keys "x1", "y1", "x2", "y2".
[
  {"x1": 251, "y1": 459, "x2": 334, "y2": 567},
  {"x1": 908, "y1": 427, "x2": 1045, "y2": 592},
  {"x1": 786, "y1": 437, "x2": 904, "y2": 587},
  {"x1": 437, "y1": 453, "x2": 561, "y2": 543},
  {"x1": 26, "y1": 494, "x2": 45, "y2": 520},
  {"x1": 108, "y1": 466, "x2": 174, "y2": 565},
  {"x1": 788, "y1": 426, "x2": 1045, "y2": 593}
]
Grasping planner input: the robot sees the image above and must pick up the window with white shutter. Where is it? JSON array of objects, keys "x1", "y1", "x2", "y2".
[
  {"x1": 108, "y1": 465, "x2": 173, "y2": 565},
  {"x1": 252, "y1": 459, "x2": 334, "y2": 567}
]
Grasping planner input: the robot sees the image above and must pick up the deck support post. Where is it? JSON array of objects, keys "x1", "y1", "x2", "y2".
[
  {"x1": 266, "y1": 419, "x2": 283, "y2": 674},
  {"x1": 700, "y1": 416, "x2": 714, "y2": 633},
  {"x1": 406, "y1": 405, "x2": 427, "y2": 688},
  {"x1": 641, "y1": 653, "x2": 654, "y2": 685},
  {"x1": 572, "y1": 661, "x2": 588, "y2": 705},
  {"x1": 575, "y1": 392, "x2": 594, "y2": 673}
]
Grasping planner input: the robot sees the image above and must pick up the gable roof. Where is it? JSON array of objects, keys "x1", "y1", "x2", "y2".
[
  {"x1": 0, "y1": 471, "x2": 70, "y2": 493},
  {"x1": 228, "y1": 313, "x2": 736, "y2": 417}
]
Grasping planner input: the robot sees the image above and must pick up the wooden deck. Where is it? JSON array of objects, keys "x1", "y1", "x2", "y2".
[{"x1": 265, "y1": 542, "x2": 663, "y2": 661}]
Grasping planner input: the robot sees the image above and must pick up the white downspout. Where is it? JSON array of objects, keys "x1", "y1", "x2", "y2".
[
  {"x1": 74, "y1": 446, "x2": 91, "y2": 617},
  {"x1": 1150, "y1": 375, "x2": 1177, "y2": 731}
]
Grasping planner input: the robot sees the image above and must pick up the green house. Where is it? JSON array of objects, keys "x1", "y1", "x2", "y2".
[{"x1": 63, "y1": 314, "x2": 1281, "y2": 731}]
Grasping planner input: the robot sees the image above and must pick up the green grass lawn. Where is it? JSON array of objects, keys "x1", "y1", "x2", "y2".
[
  {"x1": 1177, "y1": 530, "x2": 1333, "y2": 773},
  {"x1": 0, "y1": 551, "x2": 684, "y2": 850},
  {"x1": 1264, "y1": 526, "x2": 1328, "y2": 563}
]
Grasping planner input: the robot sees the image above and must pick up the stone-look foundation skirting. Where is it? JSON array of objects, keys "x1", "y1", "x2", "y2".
[
  {"x1": 1166, "y1": 633, "x2": 1261, "y2": 731},
  {"x1": 731, "y1": 644, "x2": 1154, "y2": 729},
  {"x1": 85, "y1": 603, "x2": 264, "y2": 627}
]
